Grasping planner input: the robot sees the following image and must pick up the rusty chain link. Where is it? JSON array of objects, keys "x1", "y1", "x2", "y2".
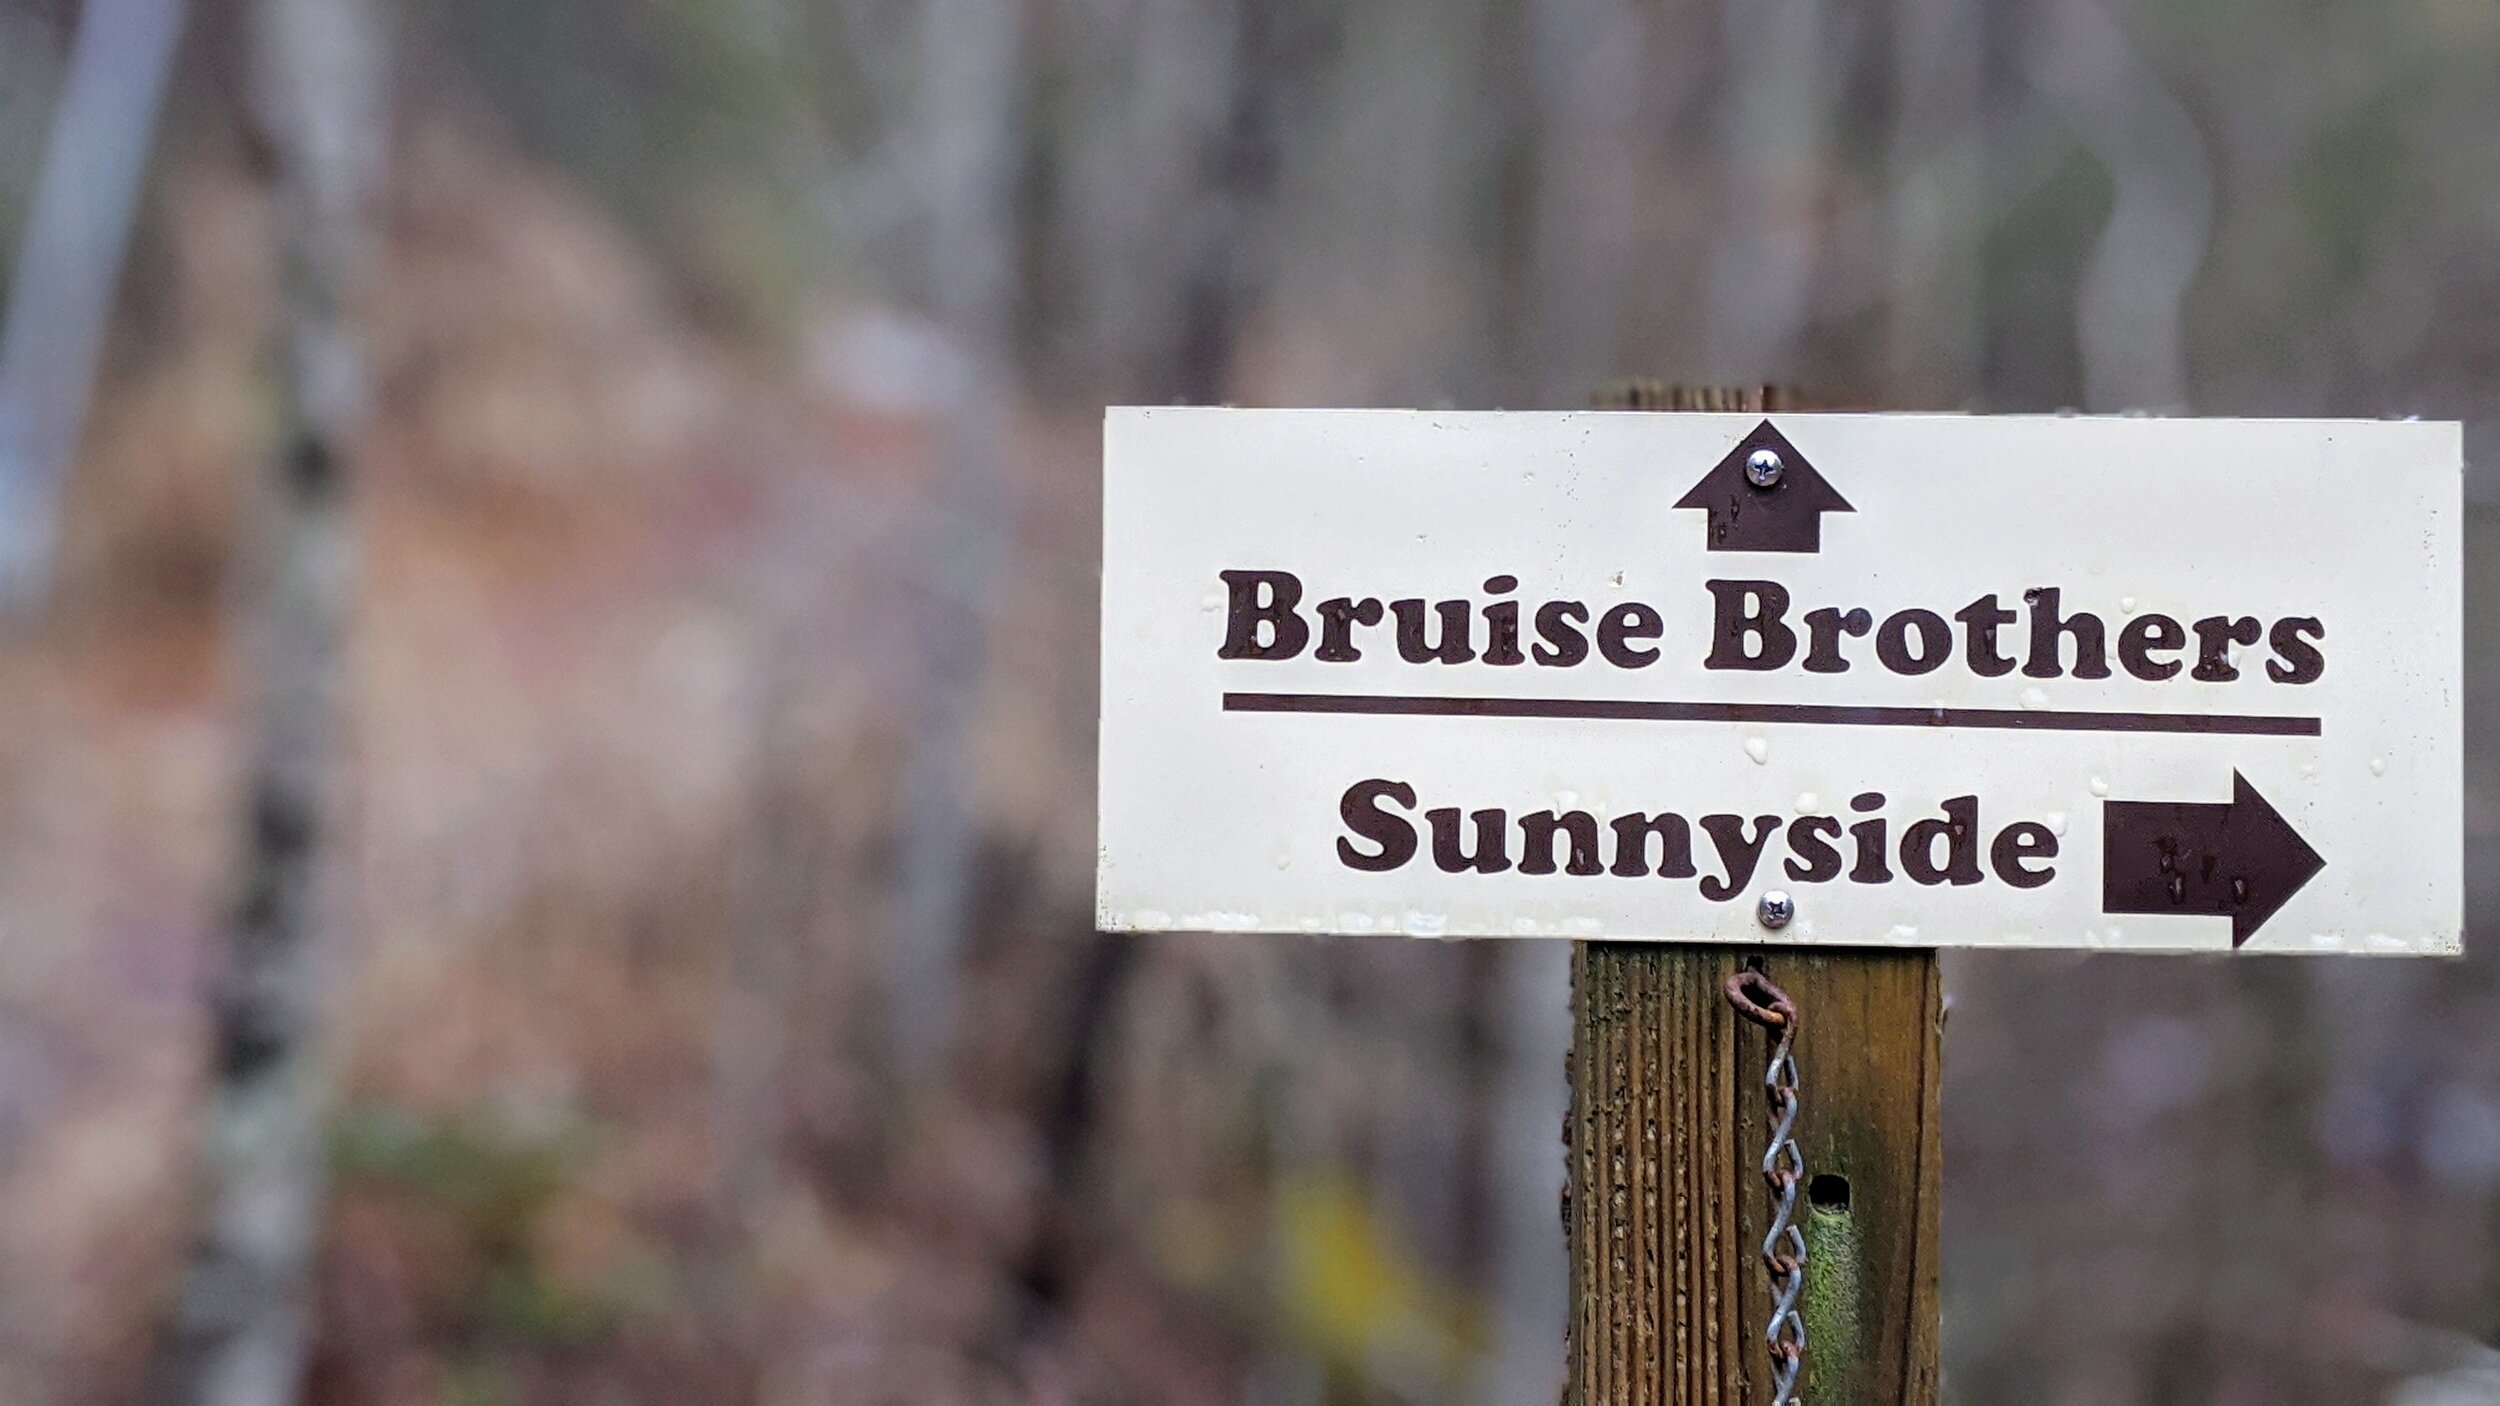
[{"x1": 1725, "y1": 968, "x2": 1806, "y2": 1405}]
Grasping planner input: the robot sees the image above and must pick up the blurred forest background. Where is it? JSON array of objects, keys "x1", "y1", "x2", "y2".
[{"x1": 0, "y1": 0, "x2": 2495, "y2": 1402}]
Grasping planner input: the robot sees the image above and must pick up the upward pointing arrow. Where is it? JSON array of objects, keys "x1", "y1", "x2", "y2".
[
  {"x1": 2101, "y1": 772, "x2": 2326, "y2": 948},
  {"x1": 1673, "y1": 419, "x2": 1854, "y2": 553}
]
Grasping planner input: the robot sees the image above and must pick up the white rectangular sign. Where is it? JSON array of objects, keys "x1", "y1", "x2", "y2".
[{"x1": 1097, "y1": 409, "x2": 2462, "y2": 953}]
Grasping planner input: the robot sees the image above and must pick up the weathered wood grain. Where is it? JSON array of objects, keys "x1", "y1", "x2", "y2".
[{"x1": 1568, "y1": 945, "x2": 1941, "y2": 1403}]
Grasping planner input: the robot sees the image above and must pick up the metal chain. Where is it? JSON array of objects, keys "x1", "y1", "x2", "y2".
[{"x1": 1726, "y1": 968, "x2": 1807, "y2": 1405}]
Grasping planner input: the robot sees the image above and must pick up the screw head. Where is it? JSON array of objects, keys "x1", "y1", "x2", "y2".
[
  {"x1": 1745, "y1": 447, "x2": 1785, "y2": 488},
  {"x1": 1757, "y1": 890, "x2": 1795, "y2": 930}
]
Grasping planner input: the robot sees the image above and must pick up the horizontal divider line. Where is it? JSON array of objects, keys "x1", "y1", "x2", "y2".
[{"x1": 1221, "y1": 691, "x2": 2322, "y2": 737}]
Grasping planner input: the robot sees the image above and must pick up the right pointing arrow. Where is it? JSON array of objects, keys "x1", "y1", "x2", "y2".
[{"x1": 2102, "y1": 772, "x2": 2326, "y2": 948}]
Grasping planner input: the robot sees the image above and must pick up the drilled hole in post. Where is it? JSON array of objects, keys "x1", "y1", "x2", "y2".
[{"x1": 1807, "y1": 1173, "x2": 1851, "y2": 1211}]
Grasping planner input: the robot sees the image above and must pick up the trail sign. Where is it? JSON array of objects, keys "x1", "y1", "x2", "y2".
[{"x1": 1096, "y1": 409, "x2": 2461, "y2": 953}]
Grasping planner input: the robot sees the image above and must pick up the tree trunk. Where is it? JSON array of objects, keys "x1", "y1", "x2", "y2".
[
  {"x1": 2027, "y1": 0, "x2": 2214, "y2": 413},
  {"x1": 0, "y1": 0, "x2": 189, "y2": 605},
  {"x1": 1701, "y1": 0, "x2": 1832, "y2": 382},
  {"x1": 152, "y1": 0, "x2": 387, "y2": 1401},
  {"x1": 1887, "y1": 0, "x2": 1984, "y2": 405},
  {"x1": 884, "y1": 0, "x2": 1026, "y2": 1080}
]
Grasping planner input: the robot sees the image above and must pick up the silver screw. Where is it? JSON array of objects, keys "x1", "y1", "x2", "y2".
[
  {"x1": 1745, "y1": 447, "x2": 1784, "y2": 488},
  {"x1": 1757, "y1": 890, "x2": 1795, "y2": 929}
]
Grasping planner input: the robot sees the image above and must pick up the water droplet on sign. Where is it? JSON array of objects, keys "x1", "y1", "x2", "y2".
[
  {"x1": 2045, "y1": 811, "x2": 2068, "y2": 837},
  {"x1": 1745, "y1": 737, "x2": 1771, "y2": 765},
  {"x1": 2370, "y1": 756, "x2": 2388, "y2": 776},
  {"x1": 2089, "y1": 776, "x2": 2110, "y2": 797},
  {"x1": 1794, "y1": 792, "x2": 1820, "y2": 814}
]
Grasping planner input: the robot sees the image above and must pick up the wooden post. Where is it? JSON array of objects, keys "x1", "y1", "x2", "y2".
[{"x1": 1566, "y1": 384, "x2": 1943, "y2": 1404}]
